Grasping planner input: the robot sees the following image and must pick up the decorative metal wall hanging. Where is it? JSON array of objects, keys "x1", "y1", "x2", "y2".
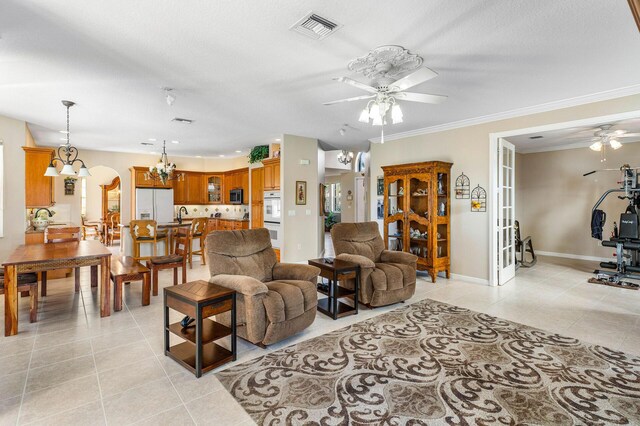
[
  {"x1": 455, "y1": 172, "x2": 470, "y2": 199},
  {"x1": 64, "y1": 177, "x2": 77, "y2": 195},
  {"x1": 471, "y1": 184, "x2": 486, "y2": 212}
]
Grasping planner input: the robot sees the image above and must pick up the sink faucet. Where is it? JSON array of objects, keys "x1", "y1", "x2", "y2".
[
  {"x1": 177, "y1": 206, "x2": 188, "y2": 224},
  {"x1": 34, "y1": 208, "x2": 53, "y2": 219}
]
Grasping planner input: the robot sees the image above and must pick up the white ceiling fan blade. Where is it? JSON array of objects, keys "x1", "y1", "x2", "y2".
[
  {"x1": 393, "y1": 92, "x2": 447, "y2": 104},
  {"x1": 617, "y1": 133, "x2": 640, "y2": 137},
  {"x1": 389, "y1": 67, "x2": 438, "y2": 92},
  {"x1": 323, "y1": 94, "x2": 375, "y2": 105},
  {"x1": 333, "y1": 77, "x2": 378, "y2": 93}
]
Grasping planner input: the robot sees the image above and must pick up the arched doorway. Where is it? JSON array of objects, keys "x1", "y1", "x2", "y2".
[{"x1": 82, "y1": 165, "x2": 120, "y2": 221}]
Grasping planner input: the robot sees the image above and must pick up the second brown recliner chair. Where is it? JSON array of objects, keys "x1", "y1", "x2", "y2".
[
  {"x1": 331, "y1": 222, "x2": 418, "y2": 307},
  {"x1": 206, "y1": 228, "x2": 320, "y2": 347}
]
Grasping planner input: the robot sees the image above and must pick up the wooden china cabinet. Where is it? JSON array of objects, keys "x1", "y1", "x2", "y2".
[{"x1": 382, "y1": 161, "x2": 452, "y2": 283}]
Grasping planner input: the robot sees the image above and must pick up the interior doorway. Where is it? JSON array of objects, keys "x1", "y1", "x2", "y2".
[
  {"x1": 355, "y1": 176, "x2": 366, "y2": 222},
  {"x1": 489, "y1": 110, "x2": 640, "y2": 286}
]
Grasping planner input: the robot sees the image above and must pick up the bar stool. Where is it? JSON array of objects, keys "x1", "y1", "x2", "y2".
[
  {"x1": 0, "y1": 269, "x2": 38, "y2": 323},
  {"x1": 42, "y1": 226, "x2": 82, "y2": 296},
  {"x1": 130, "y1": 220, "x2": 168, "y2": 262},
  {"x1": 146, "y1": 227, "x2": 188, "y2": 295},
  {"x1": 188, "y1": 217, "x2": 208, "y2": 269}
]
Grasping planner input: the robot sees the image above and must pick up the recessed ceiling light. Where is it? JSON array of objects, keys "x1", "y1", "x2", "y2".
[
  {"x1": 275, "y1": 138, "x2": 281, "y2": 142},
  {"x1": 148, "y1": 138, "x2": 157, "y2": 142},
  {"x1": 171, "y1": 140, "x2": 179, "y2": 144},
  {"x1": 196, "y1": 155, "x2": 202, "y2": 158},
  {"x1": 235, "y1": 150, "x2": 242, "y2": 153},
  {"x1": 150, "y1": 151, "x2": 157, "y2": 155},
  {"x1": 219, "y1": 154, "x2": 225, "y2": 157},
  {"x1": 59, "y1": 130, "x2": 69, "y2": 134}
]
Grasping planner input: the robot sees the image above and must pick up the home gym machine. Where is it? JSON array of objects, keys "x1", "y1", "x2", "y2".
[{"x1": 586, "y1": 164, "x2": 640, "y2": 289}]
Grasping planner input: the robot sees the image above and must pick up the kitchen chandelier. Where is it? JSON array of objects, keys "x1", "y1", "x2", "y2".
[
  {"x1": 44, "y1": 100, "x2": 91, "y2": 177},
  {"x1": 337, "y1": 150, "x2": 354, "y2": 165},
  {"x1": 145, "y1": 140, "x2": 183, "y2": 185}
]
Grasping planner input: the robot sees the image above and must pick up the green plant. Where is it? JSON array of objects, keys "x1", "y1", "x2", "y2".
[
  {"x1": 325, "y1": 211, "x2": 337, "y2": 231},
  {"x1": 248, "y1": 145, "x2": 269, "y2": 164}
]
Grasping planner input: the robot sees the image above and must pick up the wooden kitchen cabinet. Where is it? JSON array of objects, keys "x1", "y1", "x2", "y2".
[
  {"x1": 205, "y1": 174, "x2": 224, "y2": 204},
  {"x1": 251, "y1": 167, "x2": 264, "y2": 229},
  {"x1": 23, "y1": 147, "x2": 55, "y2": 208},
  {"x1": 184, "y1": 172, "x2": 205, "y2": 205},
  {"x1": 262, "y1": 158, "x2": 280, "y2": 190},
  {"x1": 223, "y1": 172, "x2": 234, "y2": 204},
  {"x1": 240, "y1": 169, "x2": 249, "y2": 203},
  {"x1": 172, "y1": 170, "x2": 188, "y2": 205},
  {"x1": 131, "y1": 166, "x2": 172, "y2": 189},
  {"x1": 207, "y1": 218, "x2": 248, "y2": 232}
]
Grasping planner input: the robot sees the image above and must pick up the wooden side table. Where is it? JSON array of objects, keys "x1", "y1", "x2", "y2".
[
  {"x1": 164, "y1": 280, "x2": 236, "y2": 377},
  {"x1": 308, "y1": 258, "x2": 360, "y2": 320},
  {"x1": 110, "y1": 256, "x2": 151, "y2": 311}
]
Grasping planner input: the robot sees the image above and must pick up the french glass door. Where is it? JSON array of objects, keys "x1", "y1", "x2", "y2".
[{"x1": 498, "y1": 138, "x2": 516, "y2": 285}]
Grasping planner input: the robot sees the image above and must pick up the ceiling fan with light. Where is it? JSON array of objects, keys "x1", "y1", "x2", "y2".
[
  {"x1": 583, "y1": 124, "x2": 640, "y2": 162},
  {"x1": 324, "y1": 45, "x2": 447, "y2": 143}
]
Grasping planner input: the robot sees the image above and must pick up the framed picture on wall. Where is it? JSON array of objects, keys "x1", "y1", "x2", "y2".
[
  {"x1": 296, "y1": 181, "x2": 307, "y2": 205},
  {"x1": 377, "y1": 176, "x2": 384, "y2": 196}
]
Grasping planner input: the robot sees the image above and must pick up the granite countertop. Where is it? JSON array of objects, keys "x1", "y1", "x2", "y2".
[{"x1": 25, "y1": 223, "x2": 78, "y2": 234}]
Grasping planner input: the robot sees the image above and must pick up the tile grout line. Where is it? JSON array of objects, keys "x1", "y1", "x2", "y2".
[
  {"x1": 90, "y1": 333, "x2": 109, "y2": 425},
  {"x1": 15, "y1": 306, "x2": 39, "y2": 425},
  {"x1": 124, "y1": 294, "x2": 198, "y2": 425}
]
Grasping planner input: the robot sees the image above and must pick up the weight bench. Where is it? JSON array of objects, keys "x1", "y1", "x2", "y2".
[
  {"x1": 591, "y1": 213, "x2": 640, "y2": 289},
  {"x1": 515, "y1": 220, "x2": 536, "y2": 268}
]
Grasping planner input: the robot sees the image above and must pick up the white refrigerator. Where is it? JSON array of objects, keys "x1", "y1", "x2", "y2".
[{"x1": 135, "y1": 188, "x2": 174, "y2": 223}]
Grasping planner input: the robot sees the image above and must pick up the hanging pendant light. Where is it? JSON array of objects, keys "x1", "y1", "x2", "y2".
[
  {"x1": 44, "y1": 100, "x2": 91, "y2": 177},
  {"x1": 145, "y1": 141, "x2": 183, "y2": 185}
]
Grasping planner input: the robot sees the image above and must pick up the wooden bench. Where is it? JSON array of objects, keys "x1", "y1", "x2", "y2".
[{"x1": 110, "y1": 256, "x2": 151, "y2": 311}]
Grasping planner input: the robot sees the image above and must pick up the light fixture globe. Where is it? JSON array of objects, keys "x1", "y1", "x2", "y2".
[
  {"x1": 610, "y1": 138, "x2": 622, "y2": 150},
  {"x1": 44, "y1": 163, "x2": 59, "y2": 177},
  {"x1": 77, "y1": 164, "x2": 91, "y2": 177},
  {"x1": 60, "y1": 164, "x2": 75, "y2": 175}
]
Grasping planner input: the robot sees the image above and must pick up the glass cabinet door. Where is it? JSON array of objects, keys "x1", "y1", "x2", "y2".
[
  {"x1": 408, "y1": 174, "x2": 431, "y2": 260},
  {"x1": 436, "y1": 171, "x2": 449, "y2": 259},
  {"x1": 385, "y1": 176, "x2": 405, "y2": 250},
  {"x1": 207, "y1": 175, "x2": 222, "y2": 203}
]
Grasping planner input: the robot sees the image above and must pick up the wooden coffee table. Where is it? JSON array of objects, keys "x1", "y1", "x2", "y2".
[
  {"x1": 164, "y1": 280, "x2": 236, "y2": 377},
  {"x1": 308, "y1": 258, "x2": 360, "y2": 320}
]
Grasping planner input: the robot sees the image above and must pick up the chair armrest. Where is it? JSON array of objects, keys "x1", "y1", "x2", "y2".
[
  {"x1": 380, "y1": 250, "x2": 418, "y2": 265},
  {"x1": 335, "y1": 254, "x2": 375, "y2": 269},
  {"x1": 272, "y1": 263, "x2": 320, "y2": 282},
  {"x1": 209, "y1": 274, "x2": 268, "y2": 297}
]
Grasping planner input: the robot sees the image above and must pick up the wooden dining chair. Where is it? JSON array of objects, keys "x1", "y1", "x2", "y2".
[
  {"x1": 42, "y1": 226, "x2": 82, "y2": 296},
  {"x1": 81, "y1": 216, "x2": 100, "y2": 241},
  {"x1": 0, "y1": 269, "x2": 39, "y2": 323},
  {"x1": 107, "y1": 212, "x2": 121, "y2": 246},
  {"x1": 188, "y1": 217, "x2": 208, "y2": 268},
  {"x1": 146, "y1": 227, "x2": 188, "y2": 295},
  {"x1": 130, "y1": 220, "x2": 168, "y2": 262}
]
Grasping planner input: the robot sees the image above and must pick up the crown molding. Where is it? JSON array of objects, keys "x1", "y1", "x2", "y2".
[{"x1": 369, "y1": 84, "x2": 640, "y2": 144}]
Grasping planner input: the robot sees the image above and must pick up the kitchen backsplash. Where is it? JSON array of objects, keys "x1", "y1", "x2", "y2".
[{"x1": 174, "y1": 204, "x2": 249, "y2": 219}]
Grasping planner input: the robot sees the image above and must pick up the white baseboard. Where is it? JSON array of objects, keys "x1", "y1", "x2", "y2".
[
  {"x1": 536, "y1": 250, "x2": 610, "y2": 263},
  {"x1": 449, "y1": 273, "x2": 489, "y2": 286}
]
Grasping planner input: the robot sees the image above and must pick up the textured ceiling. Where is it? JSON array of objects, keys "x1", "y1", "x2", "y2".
[
  {"x1": 1, "y1": 0, "x2": 639, "y2": 157},
  {"x1": 505, "y1": 118, "x2": 640, "y2": 153}
]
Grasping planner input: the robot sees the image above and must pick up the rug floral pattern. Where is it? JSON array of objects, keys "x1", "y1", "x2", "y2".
[{"x1": 216, "y1": 299, "x2": 640, "y2": 425}]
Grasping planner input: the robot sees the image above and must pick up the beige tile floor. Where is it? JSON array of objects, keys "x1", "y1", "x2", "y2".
[{"x1": 1, "y1": 254, "x2": 640, "y2": 425}]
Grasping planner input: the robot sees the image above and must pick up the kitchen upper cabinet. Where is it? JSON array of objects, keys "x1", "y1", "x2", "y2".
[
  {"x1": 23, "y1": 147, "x2": 55, "y2": 208},
  {"x1": 251, "y1": 167, "x2": 264, "y2": 229},
  {"x1": 240, "y1": 169, "x2": 249, "y2": 203},
  {"x1": 172, "y1": 170, "x2": 187, "y2": 205},
  {"x1": 205, "y1": 174, "x2": 224, "y2": 204},
  {"x1": 223, "y1": 172, "x2": 234, "y2": 204},
  {"x1": 185, "y1": 172, "x2": 205, "y2": 204},
  {"x1": 131, "y1": 166, "x2": 172, "y2": 189},
  {"x1": 262, "y1": 158, "x2": 280, "y2": 190}
]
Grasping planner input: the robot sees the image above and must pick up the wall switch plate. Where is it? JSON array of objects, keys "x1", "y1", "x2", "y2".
[
  {"x1": 288, "y1": 210, "x2": 295, "y2": 216},
  {"x1": 297, "y1": 243, "x2": 302, "y2": 250},
  {"x1": 306, "y1": 209, "x2": 311, "y2": 215},
  {"x1": 299, "y1": 159, "x2": 310, "y2": 165}
]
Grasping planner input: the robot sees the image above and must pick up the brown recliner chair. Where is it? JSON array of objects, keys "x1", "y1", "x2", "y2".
[
  {"x1": 206, "y1": 228, "x2": 320, "y2": 347},
  {"x1": 331, "y1": 222, "x2": 417, "y2": 307}
]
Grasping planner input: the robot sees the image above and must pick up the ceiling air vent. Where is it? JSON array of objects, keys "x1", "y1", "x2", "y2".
[
  {"x1": 290, "y1": 12, "x2": 342, "y2": 40},
  {"x1": 171, "y1": 117, "x2": 193, "y2": 124},
  {"x1": 529, "y1": 135, "x2": 544, "y2": 140}
]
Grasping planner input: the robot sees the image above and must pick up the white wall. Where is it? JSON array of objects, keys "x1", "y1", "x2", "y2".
[
  {"x1": 281, "y1": 134, "x2": 320, "y2": 263},
  {"x1": 0, "y1": 117, "x2": 26, "y2": 262},
  {"x1": 370, "y1": 94, "x2": 640, "y2": 282},
  {"x1": 516, "y1": 144, "x2": 640, "y2": 259}
]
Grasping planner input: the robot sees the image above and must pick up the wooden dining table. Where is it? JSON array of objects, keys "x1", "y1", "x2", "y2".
[{"x1": 2, "y1": 240, "x2": 112, "y2": 336}]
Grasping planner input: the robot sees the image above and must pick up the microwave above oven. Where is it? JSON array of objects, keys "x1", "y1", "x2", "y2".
[{"x1": 230, "y1": 189, "x2": 243, "y2": 204}]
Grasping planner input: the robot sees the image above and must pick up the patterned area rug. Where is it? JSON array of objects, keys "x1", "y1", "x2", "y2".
[{"x1": 216, "y1": 299, "x2": 640, "y2": 425}]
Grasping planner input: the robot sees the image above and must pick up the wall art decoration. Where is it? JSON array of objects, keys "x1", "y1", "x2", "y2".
[
  {"x1": 296, "y1": 181, "x2": 307, "y2": 205},
  {"x1": 455, "y1": 172, "x2": 470, "y2": 199},
  {"x1": 471, "y1": 184, "x2": 486, "y2": 212}
]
